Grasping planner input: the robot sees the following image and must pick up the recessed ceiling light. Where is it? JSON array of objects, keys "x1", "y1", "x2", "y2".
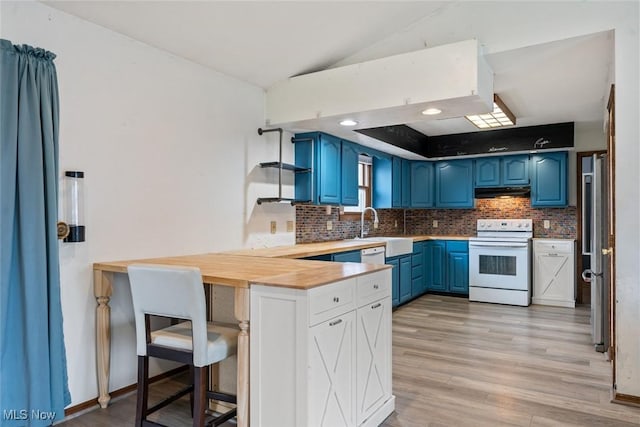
[
  {"x1": 339, "y1": 119, "x2": 358, "y2": 126},
  {"x1": 465, "y1": 94, "x2": 516, "y2": 129},
  {"x1": 422, "y1": 108, "x2": 442, "y2": 115}
]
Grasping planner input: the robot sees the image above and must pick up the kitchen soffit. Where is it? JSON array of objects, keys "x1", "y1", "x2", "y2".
[{"x1": 265, "y1": 39, "x2": 494, "y2": 134}]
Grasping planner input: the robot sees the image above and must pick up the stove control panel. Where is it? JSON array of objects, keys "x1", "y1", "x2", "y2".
[{"x1": 477, "y1": 219, "x2": 532, "y2": 232}]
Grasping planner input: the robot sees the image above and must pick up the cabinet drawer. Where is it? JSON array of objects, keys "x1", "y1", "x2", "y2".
[
  {"x1": 412, "y1": 264, "x2": 423, "y2": 279},
  {"x1": 356, "y1": 270, "x2": 391, "y2": 307},
  {"x1": 534, "y1": 239, "x2": 574, "y2": 254},
  {"x1": 446, "y1": 240, "x2": 468, "y2": 252},
  {"x1": 308, "y1": 279, "x2": 356, "y2": 326},
  {"x1": 412, "y1": 253, "x2": 423, "y2": 266}
]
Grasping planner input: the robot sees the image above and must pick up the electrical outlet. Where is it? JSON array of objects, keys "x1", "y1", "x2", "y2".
[
  {"x1": 270, "y1": 221, "x2": 277, "y2": 234},
  {"x1": 286, "y1": 220, "x2": 294, "y2": 232},
  {"x1": 544, "y1": 220, "x2": 550, "y2": 229},
  {"x1": 394, "y1": 220, "x2": 398, "y2": 228},
  {"x1": 326, "y1": 220, "x2": 333, "y2": 231},
  {"x1": 325, "y1": 205, "x2": 332, "y2": 215},
  {"x1": 433, "y1": 220, "x2": 438, "y2": 228}
]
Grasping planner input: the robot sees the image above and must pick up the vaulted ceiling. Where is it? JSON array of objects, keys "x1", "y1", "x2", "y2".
[{"x1": 44, "y1": 1, "x2": 614, "y2": 156}]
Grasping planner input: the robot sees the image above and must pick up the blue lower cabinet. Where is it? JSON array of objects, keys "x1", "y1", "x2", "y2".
[
  {"x1": 388, "y1": 254, "x2": 412, "y2": 307},
  {"x1": 331, "y1": 250, "x2": 361, "y2": 263},
  {"x1": 425, "y1": 241, "x2": 447, "y2": 291},
  {"x1": 388, "y1": 257, "x2": 400, "y2": 307},
  {"x1": 411, "y1": 242, "x2": 425, "y2": 298},
  {"x1": 303, "y1": 254, "x2": 332, "y2": 261},
  {"x1": 399, "y1": 255, "x2": 412, "y2": 304},
  {"x1": 447, "y1": 249, "x2": 469, "y2": 294},
  {"x1": 425, "y1": 240, "x2": 469, "y2": 295}
]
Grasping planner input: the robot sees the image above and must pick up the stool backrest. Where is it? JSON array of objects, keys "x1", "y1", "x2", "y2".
[{"x1": 128, "y1": 264, "x2": 208, "y2": 364}]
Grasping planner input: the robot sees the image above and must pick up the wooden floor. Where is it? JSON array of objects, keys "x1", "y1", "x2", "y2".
[{"x1": 60, "y1": 295, "x2": 640, "y2": 426}]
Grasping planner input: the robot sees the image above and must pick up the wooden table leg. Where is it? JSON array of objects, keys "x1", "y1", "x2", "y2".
[
  {"x1": 234, "y1": 287, "x2": 250, "y2": 427},
  {"x1": 94, "y1": 270, "x2": 113, "y2": 408}
]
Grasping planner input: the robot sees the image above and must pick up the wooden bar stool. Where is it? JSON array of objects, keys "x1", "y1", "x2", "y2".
[{"x1": 128, "y1": 264, "x2": 238, "y2": 427}]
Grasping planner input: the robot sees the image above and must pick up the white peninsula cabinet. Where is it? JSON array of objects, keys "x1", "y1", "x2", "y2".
[{"x1": 250, "y1": 269, "x2": 395, "y2": 427}]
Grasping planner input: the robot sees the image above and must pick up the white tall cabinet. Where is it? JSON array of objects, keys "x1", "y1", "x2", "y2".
[
  {"x1": 532, "y1": 239, "x2": 576, "y2": 307},
  {"x1": 250, "y1": 269, "x2": 395, "y2": 427}
]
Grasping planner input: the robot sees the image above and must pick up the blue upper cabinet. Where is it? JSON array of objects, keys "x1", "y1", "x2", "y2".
[
  {"x1": 294, "y1": 132, "x2": 361, "y2": 206},
  {"x1": 531, "y1": 151, "x2": 567, "y2": 207},
  {"x1": 435, "y1": 159, "x2": 474, "y2": 208},
  {"x1": 317, "y1": 134, "x2": 342, "y2": 204},
  {"x1": 410, "y1": 161, "x2": 434, "y2": 207},
  {"x1": 475, "y1": 157, "x2": 501, "y2": 187},
  {"x1": 502, "y1": 154, "x2": 529, "y2": 186},
  {"x1": 391, "y1": 157, "x2": 402, "y2": 207},
  {"x1": 340, "y1": 141, "x2": 359, "y2": 206},
  {"x1": 391, "y1": 157, "x2": 411, "y2": 208},
  {"x1": 475, "y1": 155, "x2": 529, "y2": 187},
  {"x1": 372, "y1": 156, "x2": 392, "y2": 209},
  {"x1": 401, "y1": 159, "x2": 411, "y2": 207}
]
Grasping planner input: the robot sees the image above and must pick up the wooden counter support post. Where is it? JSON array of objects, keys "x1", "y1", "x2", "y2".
[
  {"x1": 234, "y1": 287, "x2": 250, "y2": 427},
  {"x1": 94, "y1": 270, "x2": 113, "y2": 408}
]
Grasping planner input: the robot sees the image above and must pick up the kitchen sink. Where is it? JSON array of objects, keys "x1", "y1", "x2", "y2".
[{"x1": 359, "y1": 236, "x2": 413, "y2": 257}]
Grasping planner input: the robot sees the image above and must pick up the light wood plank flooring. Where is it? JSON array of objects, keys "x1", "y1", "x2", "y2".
[{"x1": 60, "y1": 295, "x2": 640, "y2": 426}]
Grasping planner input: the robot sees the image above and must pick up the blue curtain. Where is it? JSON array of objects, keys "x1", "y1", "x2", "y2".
[{"x1": 0, "y1": 39, "x2": 71, "y2": 426}]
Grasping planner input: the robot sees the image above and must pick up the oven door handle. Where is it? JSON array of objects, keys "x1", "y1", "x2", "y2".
[{"x1": 469, "y1": 242, "x2": 529, "y2": 248}]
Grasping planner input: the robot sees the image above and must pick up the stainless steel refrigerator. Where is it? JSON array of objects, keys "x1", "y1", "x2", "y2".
[{"x1": 581, "y1": 153, "x2": 609, "y2": 353}]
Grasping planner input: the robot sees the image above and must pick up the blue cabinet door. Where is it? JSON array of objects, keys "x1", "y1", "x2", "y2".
[
  {"x1": 475, "y1": 158, "x2": 501, "y2": 187},
  {"x1": 435, "y1": 159, "x2": 474, "y2": 208},
  {"x1": 448, "y1": 251, "x2": 469, "y2": 294},
  {"x1": 531, "y1": 152, "x2": 567, "y2": 207},
  {"x1": 401, "y1": 159, "x2": 411, "y2": 207},
  {"x1": 341, "y1": 141, "x2": 359, "y2": 206},
  {"x1": 294, "y1": 135, "x2": 315, "y2": 203},
  {"x1": 410, "y1": 162, "x2": 434, "y2": 207},
  {"x1": 425, "y1": 241, "x2": 447, "y2": 291},
  {"x1": 399, "y1": 255, "x2": 412, "y2": 304},
  {"x1": 388, "y1": 257, "x2": 400, "y2": 307},
  {"x1": 372, "y1": 157, "x2": 392, "y2": 209},
  {"x1": 332, "y1": 250, "x2": 361, "y2": 263},
  {"x1": 318, "y1": 134, "x2": 342, "y2": 204},
  {"x1": 502, "y1": 154, "x2": 529, "y2": 186},
  {"x1": 446, "y1": 241, "x2": 469, "y2": 294},
  {"x1": 391, "y1": 157, "x2": 402, "y2": 207}
]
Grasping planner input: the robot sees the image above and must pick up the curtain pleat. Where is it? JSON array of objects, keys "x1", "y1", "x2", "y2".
[{"x1": 0, "y1": 38, "x2": 71, "y2": 427}]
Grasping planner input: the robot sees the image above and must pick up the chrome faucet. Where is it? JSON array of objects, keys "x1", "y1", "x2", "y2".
[{"x1": 360, "y1": 207, "x2": 379, "y2": 238}]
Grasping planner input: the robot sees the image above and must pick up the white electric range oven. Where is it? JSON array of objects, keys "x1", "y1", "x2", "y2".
[{"x1": 468, "y1": 219, "x2": 532, "y2": 306}]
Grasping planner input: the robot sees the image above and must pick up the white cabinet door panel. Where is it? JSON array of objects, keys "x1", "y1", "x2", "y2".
[
  {"x1": 356, "y1": 297, "x2": 391, "y2": 424},
  {"x1": 309, "y1": 311, "x2": 356, "y2": 427}
]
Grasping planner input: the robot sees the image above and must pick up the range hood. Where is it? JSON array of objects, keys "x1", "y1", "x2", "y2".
[{"x1": 475, "y1": 187, "x2": 531, "y2": 199}]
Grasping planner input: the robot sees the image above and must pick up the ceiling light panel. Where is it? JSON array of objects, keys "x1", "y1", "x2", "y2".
[{"x1": 465, "y1": 94, "x2": 516, "y2": 129}]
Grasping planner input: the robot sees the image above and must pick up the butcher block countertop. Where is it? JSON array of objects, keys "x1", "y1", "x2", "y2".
[
  {"x1": 93, "y1": 253, "x2": 389, "y2": 290},
  {"x1": 225, "y1": 235, "x2": 470, "y2": 259},
  {"x1": 223, "y1": 239, "x2": 386, "y2": 259}
]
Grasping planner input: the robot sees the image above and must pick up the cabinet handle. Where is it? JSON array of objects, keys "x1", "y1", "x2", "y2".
[
  {"x1": 329, "y1": 319, "x2": 343, "y2": 327},
  {"x1": 371, "y1": 303, "x2": 382, "y2": 309},
  {"x1": 373, "y1": 284, "x2": 379, "y2": 289},
  {"x1": 333, "y1": 297, "x2": 340, "y2": 303},
  {"x1": 548, "y1": 253, "x2": 558, "y2": 257}
]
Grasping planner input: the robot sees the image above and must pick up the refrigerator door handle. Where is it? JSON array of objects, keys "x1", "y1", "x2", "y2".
[{"x1": 582, "y1": 268, "x2": 603, "y2": 283}]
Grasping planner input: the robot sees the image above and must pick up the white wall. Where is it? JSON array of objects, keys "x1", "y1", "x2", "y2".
[{"x1": 0, "y1": 1, "x2": 295, "y2": 407}]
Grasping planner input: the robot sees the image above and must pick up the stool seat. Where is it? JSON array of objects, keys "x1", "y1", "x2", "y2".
[{"x1": 151, "y1": 322, "x2": 238, "y2": 365}]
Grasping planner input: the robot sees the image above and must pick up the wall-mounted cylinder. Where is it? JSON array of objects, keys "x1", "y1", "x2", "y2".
[{"x1": 64, "y1": 171, "x2": 85, "y2": 242}]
